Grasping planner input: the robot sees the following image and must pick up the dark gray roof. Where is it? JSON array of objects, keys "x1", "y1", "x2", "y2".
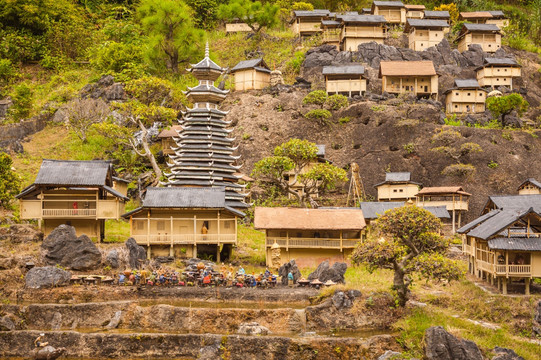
[
  {"x1": 322, "y1": 65, "x2": 365, "y2": 75},
  {"x1": 321, "y1": 20, "x2": 341, "y2": 26},
  {"x1": 487, "y1": 10, "x2": 505, "y2": 17},
  {"x1": 406, "y1": 19, "x2": 449, "y2": 28},
  {"x1": 483, "y1": 58, "x2": 520, "y2": 66},
  {"x1": 423, "y1": 11, "x2": 450, "y2": 19},
  {"x1": 457, "y1": 209, "x2": 500, "y2": 234},
  {"x1": 340, "y1": 15, "x2": 386, "y2": 23},
  {"x1": 488, "y1": 237, "x2": 541, "y2": 251},
  {"x1": 231, "y1": 58, "x2": 270, "y2": 73},
  {"x1": 467, "y1": 208, "x2": 539, "y2": 240},
  {"x1": 486, "y1": 195, "x2": 541, "y2": 212},
  {"x1": 103, "y1": 185, "x2": 129, "y2": 200},
  {"x1": 293, "y1": 10, "x2": 330, "y2": 17},
  {"x1": 373, "y1": 1, "x2": 404, "y2": 8},
  {"x1": 386, "y1": 172, "x2": 410, "y2": 182},
  {"x1": 359, "y1": 202, "x2": 449, "y2": 219},
  {"x1": 361, "y1": 8, "x2": 372, "y2": 13},
  {"x1": 454, "y1": 79, "x2": 481, "y2": 88},
  {"x1": 518, "y1": 178, "x2": 541, "y2": 190},
  {"x1": 34, "y1": 160, "x2": 112, "y2": 186},
  {"x1": 463, "y1": 23, "x2": 501, "y2": 32},
  {"x1": 143, "y1": 187, "x2": 226, "y2": 208}
]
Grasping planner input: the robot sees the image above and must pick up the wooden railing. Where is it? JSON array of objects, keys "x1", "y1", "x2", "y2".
[
  {"x1": 327, "y1": 80, "x2": 364, "y2": 94},
  {"x1": 462, "y1": 243, "x2": 472, "y2": 255},
  {"x1": 495, "y1": 264, "x2": 531, "y2": 275},
  {"x1": 266, "y1": 237, "x2": 360, "y2": 250},
  {"x1": 133, "y1": 233, "x2": 236, "y2": 245},
  {"x1": 42, "y1": 209, "x2": 97, "y2": 217}
]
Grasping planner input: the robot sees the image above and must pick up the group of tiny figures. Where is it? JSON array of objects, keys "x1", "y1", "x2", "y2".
[{"x1": 117, "y1": 262, "x2": 279, "y2": 288}]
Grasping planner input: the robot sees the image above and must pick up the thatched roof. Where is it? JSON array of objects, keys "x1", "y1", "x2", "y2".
[{"x1": 254, "y1": 207, "x2": 366, "y2": 230}]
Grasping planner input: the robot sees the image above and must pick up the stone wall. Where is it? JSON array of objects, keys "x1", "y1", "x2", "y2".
[{"x1": 0, "y1": 113, "x2": 49, "y2": 153}]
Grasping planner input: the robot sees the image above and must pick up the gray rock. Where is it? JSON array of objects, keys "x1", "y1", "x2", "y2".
[
  {"x1": 0, "y1": 315, "x2": 15, "y2": 331},
  {"x1": 424, "y1": 326, "x2": 483, "y2": 360},
  {"x1": 378, "y1": 350, "x2": 403, "y2": 360},
  {"x1": 278, "y1": 260, "x2": 302, "y2": 285},
  {"x1": 50, "y1": 312, "x2": 62, "y2": 330},
  {"x1": 106, "y1": 310, "x2": 122, "y2": 329},
  {"x1": 32, "y1": 345, "x2": 66, "y2": 360},
  {"x1": 237, "y1": 321, "x2": 271, "y2": 335},
  {"x1": 492, "y1": 346, "x2": 525, "y2": 360},
  {"x1": 126, "y1": 238, "x2": 147, "y2": 269},
  {"x1": 331, "y1": 289, "x2": 361, "y2": 310},
  {"x1": 307, "y1": 260, "x2": 347, "y2": 284},
  {"x1": 41, "y1": 225, "x2": 101, "y2": 270},
  {"x1": 80, "y1": 75, "x2": 126, "y2": 102},
  {"x1": 25, "y1": 266, "x2": 71, "y2": 289},
  {"x1": 199, "y1": 340, "x2": 221, "y2": 360},
  {"x1": 0, "y1": 224, "x2": 43, "y2": 243},
  {"x1": 0, "y1": 98, "x2": 13, "y2": 119},
  {"x1": 105, "y1": 249, "x2": 119, "y2": 269},
  {"x1": 534, "y1": 300, "x2": 541, "y2": 324}
]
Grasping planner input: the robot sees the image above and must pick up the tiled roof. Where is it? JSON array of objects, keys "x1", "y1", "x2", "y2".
[
  {"x1": 158, "y1": 125, "x2": 182, "y2": 138},
  {"x1": 379, "y1": 61, "x2": 436, "y2": 76},
  {"x1": 487, "y1": 10, "x2": 505, "y2": 17},
  {"x1": 423, "y1": 11, "x2": 450, "y2": 19},
  {"x1": 454, "y1": 79, "x2": 481, "y2": 88},
  {"x1": 386, "y1": 172, "x2": 410, "y2": 182},
  {"x1": 467, "y1": 208, "x2": 538, "y2": 240},
  {"x1": 485, "y1": 194, "x2": 541, "y2": 212},
  {"x1": 518, "y1": 178, "x2": 541, "y2": 191},
  {"x1": 488, "y1": 237, "x2": 541, "y2": 251},
  {"x1": 373, "y1": 1, "x2": 405, "y2": 8},
  {"x1": 254, "y1": 207, "x2": 366, "y2": 230},
  {"x1": 293, "y1": 10, "x2": 330, "y2": 17},
  {"x1": 406, "y1": 19, "x2": 449, "y2": 29},
  {"x1": 34, "y1": 160, "x2": 112, "y2": 186},
  {"x1": 231, "y1": 58, "x2": 270, "y2": 72},
  {"x1": 460, "y1": 11, "x2": 493, "y2": 19},
  {"x1": 457, "y1": 209, "x2": 500, "y2": 234},
  {"x1": 322, "y1": 65, "x2": 365, "y2": 75},
  {"x1": 359, "y1": 202, "x2": 449, "y2": 219},
  {"x1": 463, "y1": 23, "x2": 501, "y2": 32},
  {"x1": 340, "y1": 15, "x2": 386, "y2": 23},
  {"x1": 405, "y1": 4, "x2": 425, "y2": 10},
  {"x1": 142, "y1": 187, "x2": 225, "y2": 208}
]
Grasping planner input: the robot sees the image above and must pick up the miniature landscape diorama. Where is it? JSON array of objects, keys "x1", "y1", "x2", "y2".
[{"x1": 1, "y1": 0, "x2": 541, "y2": 359}]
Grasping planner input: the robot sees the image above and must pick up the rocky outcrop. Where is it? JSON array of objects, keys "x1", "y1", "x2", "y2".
[
  {"x1": 105, "y1": 249, "x2": 120, "y2": 269},
  {"x1": 237, "y1": 322, "x2": 271, "y2": 335},
  {"x1": 126, "y1": 238, "x2": 146, "y2": 269},
  {"x1": 80, "y1": 75, "x2": 126, "y2": 102},
  {"x1": 32, "y1": 345, "x2": 66, "y2": 360},
  {"x1": 0, "y1": 224, "x2": 43, "y2": 243},
  {"x1": 533, "y1": 300, "x2": 541, "y2": 336},
  {"x1": 331, "y1": 290, "x2": 361, "y2": 309},
  {"x1": 0, "y1": 113, "x2": 49, "y2": 153},
  {"x1": 491, "y1": 347, "x2": 525, "y2": 360},
  {"x1": 278, "y1": 260, "x2": 302, "y2": 285},
  {"x1": 307, "y1": 260, "x2": 347, "y2": 284},
  {"x1": 41, "y1": 225, "x2": 101, "y2": 270},
  {"x1": 0, "y1": 98, "x2": 12, "y2": 118},
  {"x1": 424, "y1": 326, "x2": 483, "y2": 360},
  {"x1": 0, "y1": 315, "x2": 15, "y2": 331},
  {"x1": 25, "y1": 266, "x2": 71, "y2": 289}
]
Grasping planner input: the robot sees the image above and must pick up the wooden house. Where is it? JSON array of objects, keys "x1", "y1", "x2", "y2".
[
  {"x1": 122, "y1": 187, "x2": 242, "y2": 261},
  {"x1": 485, "y1": 11, "x2": 509, "y2": 29},
  {"x1": 416, "y1": 186, "x2": 471, "y2": 233},
  {"x1": 423, "y1": 10, "x2": 450, "y2": 33},
  {"x1": 518, "y1": 179, "x2": 541, "y2": 195},
  {"x1": 475, "y1": 58, "x2": 522, "y2": 90},
  {"x1": 290, "y1": 10, "x2": 330, "y2": 37},
  {"x1": 360, "y1": 202, "x2": 449, "y2": 228},
  {"x1": 444, "y1": 79, "x2": 487, "y2": 114},
  {"x1": 321, "y1": 19, "x2": 342, "y2": 49},
  {"x1": 374, "y1": 172, "x2": 421, "y2": 201},
  {"x1": 17, "y1": 160, "x2": 128, "y2": 240},
  {"x1": 158, "y1": 125, "x2": 182, "y2": 155},
  {"x1": 458, "y1": 197, "x2": 541, "y2": 295},
  {"x1": 322, "y1": 65, "x2": 367, "y2": 96},
  {"x1": 112, "y1": 176, "x2": 129, "y2": 198},
  {"x1": 254, "y1": 207, "x2": 366, "y2": 268},
  {"x1": 339, "y1": 15, "x2": 387, "y2": 50},
  {"x1": 284, "y1": 145, "x2": 328, "y2": 199},
  {"x1": 459, "y1": 11, "x2": 493, "y2": 24},
  {"x1": 482, "y1": 194, "x2": 541, "y2": 214},
  {"x1": 405, "y1": 4, "x2": 425, "y2": 19},
  {"x1": 405, "y1": 19, "x2": 449, "y2": 51},
  {"x1": 371, "y1": 1, "x2": 406, "y2": 25},
  {"x1": 379, "y1": 60, "x2": 438, "y2": 98},
  {"x1": 457, "y1": 23, "x2": 502, "y2": 53},
  {"x1": 231, "y1": 58, "x2": 271, "y2": 91}
]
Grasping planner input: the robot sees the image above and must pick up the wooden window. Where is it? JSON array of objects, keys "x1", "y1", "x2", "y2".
[
  {"x1": 467, "y1": 92, "x2": 471, "y2": 96},
  {"x1": 479, "y1": 92, "x2": 483, "y2": 96},
  {"x1": 455, "y1": 92, "x2": 459, "y2": 96},
  {"x1": 455, "y1": 105, "x2": 458, "y2": 108}
]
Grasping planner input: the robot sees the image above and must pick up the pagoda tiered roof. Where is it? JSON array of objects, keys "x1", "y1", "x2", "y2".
[{"x1": 163, "y1": 42, "x2": 248, "y2": 214}]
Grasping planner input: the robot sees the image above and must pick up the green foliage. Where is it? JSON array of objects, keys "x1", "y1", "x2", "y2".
[
  {"x1": 9, "y1": 84, "x2": 33, "y2": 120},
  {"x1": 137, "y1": 0, "x2": 204, "y2": 73},
  {"x1": 0, "y1": 28, "x2": 44, "y2": 63},
  {"x1": 370, "y1": 105, "x2": 386, "y2": 112},
  {"x1": 274, "y1": 138, "x2": 318, "y2": 163},
  {"x1": 217, "y1": 0, "x2": 279, "y2": 33},
  {"x1": 486, "y1": 93, "x2": 529, "y2": 127},
  {"x1": 186, "y1": 0, "x2": 219, "y2": 29},
  {"x1": 487, "y1": 160, "x2": 499, "y2": 169},
  {"x1": 111, "y1": 101, "x2": 178, "y2": 127},
  {"x1": 302, "y1": 90, "x2": 328, "y2": 106},
  {"x1": 285, "y1": 50, "x2": 305, "y2": 78},
  {"x1": 0, "y1": 152, "x2": 21, "y2": 210},
  {"x1": 300, "y1": 162, "x2": 348, "y2": 191},
  {"x1": 304, "y1": 109, "x2": 332, "y2": 124},
  {"x1": 459, "y1": 142, "x2": 482, "y2": 156},
  {"x1": 431, "y1": 129, "x2": 462, "y2": 146},
  {"x1": 444, "y1": 113, "x2": 461, "y2": 127},
  {"x1": 89, "y1": 41, "x2": 146, "y2": 80},
  {"x1": 324, "y1": 94, "x2": 348, "y2": 111},
  {"x1": 338, "y1": 116, "x2": 351, "y2": 124},
  {"x1": 291, "y1": 2, "x2": 314, "y2": 11},
  {"x1": 403, "y1": 142, "x2": 416, "y2": 154},
  {"x1": 441, "y1": 163, "x2": 476, "y2": 177},
  {"x1": 434, "y1": 3, "x2": 458, "y2": 24},
  {"x1": 352, "y1": 206, "x2": 463, "y2": 306},
  {"x1": 504, "y1": 23, "x2": 541, "y2": 53},
  {"x1": 0, "y1": 59, "x2": 19, "y2": 96},
  {"x1": 251, "y1": 155, "x2": 295, "y2": 181},
  {"x1": 125, "y1": 76, "x2": 179, "y2": 107}
]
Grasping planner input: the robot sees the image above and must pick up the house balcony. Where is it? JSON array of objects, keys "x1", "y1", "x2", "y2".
[
  {"x1": 20, "y1": 200, "x2": 124, "y2": 220},
  {"x1": 265, "y1": 237, "x2": 360, "y2": 250},
  {"x1": 476, "y1": 259, "x2": 531, "y2": 277},
  {"x1": 417, "y1": 200, "x2": 469, "y2": 211},
  {"x1": 132, "y1": 233, "x2": 237, "y2": 246},
  {"x1": 326, "y1": 79, "x2": 365, "y2": 94}
]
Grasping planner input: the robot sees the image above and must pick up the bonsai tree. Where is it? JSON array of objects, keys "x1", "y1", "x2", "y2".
[
  {"x1": 218, "y1": 0, "x2": 279, "y2": 34},
  {"x1": 486, "y1": 93, "x2": 529, "y2": 127},
  {"x1": 0, "y1": 152, "x2": 21, "y2": 210},
  {"x1": 251, "y1": 139, "x2": 347, "y2": 206},
  {"x1": 351, "y1": 206, "x2": 463, "y2": 306}
]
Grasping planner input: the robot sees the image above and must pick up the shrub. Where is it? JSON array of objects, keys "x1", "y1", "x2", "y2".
[
  {"x1": 0, "y1": 29, "x2": 44, "y2": 63},
  {"x1": 292, "y1": 2, "x2": 313, "y2": 11},
  {"x1": 339, "y1": 116, "x2": 351, "y2": 124},
  {"x1": 0, "y1": 152, "x2": 20, "y2": 210},
  {"x1": 285, "y1": 51, "x2": 305, "y2": 77},
  {"x1": 403, "y1": 143, "x2": 416, "y2": 154},
  {"x1": 325, "y1": 94, "x2": 348, "y2": 110},
  {"x1": 303, "y1": 90, "x2": 328, "y2": 106},
  {"x1": 459, "y1": 142, "x2": 482, "y2": 156},
  {"x1": 125, "y1": 76, "x2": 177, "y2": 106},
  {"x1": 0, "y1": 59, "x2": 19, "y2": 95},
  {"x1": 89, "y1": 41, "x2": 146, "y2": 77},
  {"x1": 305, "y1": 109, "x2": 332, "y2": 124},
  {"x1": 431, "y1": 129, "x2": 462, "y2": 146},
  {"x1": 9, "y1": 84, "x2": 33, "y2": 120},
  {"x1": 441, "y1": 164, "x2": 476, "y2": 177},
  {"x1": 39, "y1": 54, "x2": 65, "y2": 70},
  {"x1": 444, "y1": 114, "x2": 461, "y2": 126},
  {"x1": 370, "y1": 105, "x2": 386, "y2": 112},
  {"x1": 486, "y1": 93, "x2": 529, "y2": 127},
  {"x1": 488, "y1": 160, "x2": 499, "y2": 169}
]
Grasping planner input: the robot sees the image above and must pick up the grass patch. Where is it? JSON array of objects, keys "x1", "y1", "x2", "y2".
[
  {"x1": 232, "y1": 223, "x2": 266, "y2": 265},
  {"x1": 104, "y1": 219, "x2": 130, "y2": 243}
]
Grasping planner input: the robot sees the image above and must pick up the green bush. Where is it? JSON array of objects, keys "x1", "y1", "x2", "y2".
[
  {"x1": 303, "y1": 90, "x2": 328, "y2": 106},
  {"x1": 285, "y1": 51, "x2": 305, "y2": 76},
  {"x1": 39, "y1": 54, "x2": 65, "y2": 70},
  {"x1": 325, "y1": 94, "x2": 348, "y2": 110},
  {"x1": 292, "y1": 2, "x2": 314, "y2": 11},
  {"x1": 487, "y1": 160, "x2": 499, "y2": 169},
  {"x1": 89, "y1": 41, "x2": 146, "y2": 78},
  {"x1": 339, "y1": 116, "x2": 351, "y2": 124},
  {"x1": 441, "y1": 164, "x2": 476, "y2": 177},
  {"x1": 0, "y1": 29, "x2": 44, "y2": 63},
  {"x1": 125, "y1": 76, "x2": 177, "y2": 106},
  {"x1": 9, "y1": 84, "x2": 33, "y2": 120},
  {"x1": 403, "y1": 143, "x2": 416, "y2": 154},
  {"x1": 0, "y1": 59, "x2": 19, "y2": 96},
  {"x1": 305, "y1": 109, "x2": 332, "y2": 124}
]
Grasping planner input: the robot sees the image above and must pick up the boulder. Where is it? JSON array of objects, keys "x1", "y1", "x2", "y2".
[
  {"x1": 80, "y1": 75, "x2": 126, "y2": 102},
  {"x1": 105, "y1": 249, "x2": 120, "y2": 269},
  {"x1": 25, "y1": 266, "x2": 71, "y2": 289},
  {"x1": 32, "y1": 345, "x2": 66, "y2": 360},
  {"x1": 307, "y1": 260, "x2": 347, "y2": 284},
  {"x1": 237, "y1": 322, "x2": 271, "y2": 335},
  {"x1": 106, "y1": 310, "x2": 123, "y2": 329},
  {"x1": 278, "y1": 260, "x2": 302, "y2": 285},
  {"x1": 0, "y1": 315, "x2": 15, "y2": 331},
  {"x1": 51, "y1": 312, "x2": 62, "y2": 330},
  {"x1": 492, "y1": 347, "x2": 525, "y2": 360},
  {"x1": 378, "y1": 350, "x2": 403, "y2": 360},
  {"x1": 41, "y1": 225, "x2": 101, "y2": 270},
  {"x1": 126, "y1": 238, "x2": 147, "y2": 269},
  {"x1": 424, "y1": 326, "x2": 483, "y2": 360},
  {"x1": 331, "y1": 290, "x2": 361, "y2": 310}
]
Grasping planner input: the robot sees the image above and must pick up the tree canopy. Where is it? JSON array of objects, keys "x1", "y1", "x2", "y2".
[
  {"x1": 218, "y1": 0, "x2": 279, "y2": 33},
  {"x1": 486, "y1": 93, "x2": 529, "y2": 127},
  {"x1": 351, "y1": 206, "x2": 463, "y2": 306},
  {"x1": 0, "y1": 152, "x2": 21, "y2": 210},
  {"x1": 252, "y1": 139, "x2": 347, "y2": 206}
]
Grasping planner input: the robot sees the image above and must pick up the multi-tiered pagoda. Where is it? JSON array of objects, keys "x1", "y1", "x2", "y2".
[{"x1": 163, "y1": 43, "x2": 248, "y2": 213}]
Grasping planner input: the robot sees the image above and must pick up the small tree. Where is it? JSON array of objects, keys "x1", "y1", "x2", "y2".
[
  {"x1": 137, "y1": 0, "x2": 204, "y2": 73},
  {"x1": 0, "y1": 152, "x2": 21, "y2": 210},
  {"x1": 218, "y1": 0, "x2": 279, "y2": 34},
  {"x1": 434, "y1": 3, "x2": 459, "y2": 24},
  {"x1": 66, "y1": 98, "x2": 110, "y2": 143},
  {"x1": 185, "y1": 0, "x2": 219, "y2": 29},
  {"x1": 352, "y1": 206, "x2": 463, "y2": 306},
  {"x1": 486, "y1": 93, "x2": 529, "y2": 127},
  {"x1": 251, "y1": 139, "x2": 347, "y2": 206}
]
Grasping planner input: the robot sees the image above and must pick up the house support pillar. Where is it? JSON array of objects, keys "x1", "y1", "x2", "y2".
[
  {"x1": 525, "y1": 278, "x2": 530, "y2": 295},
  {"x1": 502, "y1": 278, "x2": 507, "y2": 295},
  {"x1": 147, "y1": 246, "x2": 151, "y2": 260},
  {"x1": 217, "y1": 246, "x2": 221, "y2": 263},
  {"x1": 497, "y1": 277, "x2": 500, "y2": 290}
]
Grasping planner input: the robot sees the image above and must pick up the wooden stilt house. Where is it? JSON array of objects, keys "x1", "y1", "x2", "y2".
[{"x1": 416, "y1": 186, "x2": 471, "y2": 233}]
